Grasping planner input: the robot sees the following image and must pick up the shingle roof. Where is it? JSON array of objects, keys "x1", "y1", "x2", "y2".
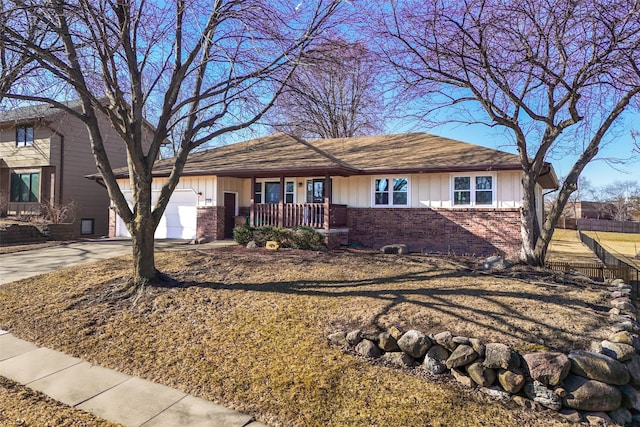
[
  {"x1": 0, "y1": 99, "x2": 84, "y2": 124},
  {"x1": 310, "y1": 133, "x2": 521, "y2": 171},
  {"x1": 109, "y1": 132, "x2": 557, "y2": 188}
]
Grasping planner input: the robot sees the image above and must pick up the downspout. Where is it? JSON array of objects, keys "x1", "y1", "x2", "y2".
[{"x1": 44, "y1": 123, "x2": 65, "y2": 205}]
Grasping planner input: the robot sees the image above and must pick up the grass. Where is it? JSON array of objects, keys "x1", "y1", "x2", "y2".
[
  {"x1": 546, "y1": 229, "x2": 602, "y2": 264},
  {"x1": 582, "y1": 231, "x2": 640, "y2": 268},
  {"x1": 0, "y1": 248, "x2": 610, "y2": 426},
  {"x1": 0, "y1": 377, "x2": 121, "y2": 427}
]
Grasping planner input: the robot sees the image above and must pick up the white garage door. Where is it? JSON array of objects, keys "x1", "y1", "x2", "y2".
[{"x1": 115, "y1": 189, "x2": 198, "y2": 239}]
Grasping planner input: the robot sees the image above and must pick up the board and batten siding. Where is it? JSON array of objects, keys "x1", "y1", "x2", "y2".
[{"x1": 117, "y1": 170, "x2": 525, "y2": 210}]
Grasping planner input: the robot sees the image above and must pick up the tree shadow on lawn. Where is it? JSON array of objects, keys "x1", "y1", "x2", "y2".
[{"x1": 165, "y1": 266, "x2": 608, "y2": 352}]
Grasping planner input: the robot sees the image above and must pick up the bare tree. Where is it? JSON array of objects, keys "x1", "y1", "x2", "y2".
[
  {"x1": 371, "y1": 0, "x2": 640, "y2": 265},
  {"x1": 0, "y1": 2, "x2": 45, "y2": 102},
  {"x1": 599, "y1": 180, "x2": 640, "y2": 221},
  {"x1": 269, "y1": 38, "x2": 384, "y2": 138},
  {"x1": 1, "y1": 0, "x2": 343, "y2": 292}
]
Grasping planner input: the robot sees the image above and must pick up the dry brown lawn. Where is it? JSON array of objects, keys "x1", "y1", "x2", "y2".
[
  {"x1": 0, "y1": 377, "x2": 121, "y2": 427},
  {"x1": 583, "y1": 231, "x2": 640, "y2": 268},
  {"x1": 547, "y1": 229, "x2": 602, "y2": 264},
  {"x1": 0, "y1": 248, "x2": 611, "y2": 427}
]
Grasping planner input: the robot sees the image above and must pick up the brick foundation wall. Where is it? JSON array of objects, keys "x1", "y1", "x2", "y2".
[
  {"x1": 197, "y1": 206, "x2": 225, "y2": 241},
  {"x1": 108, "y1": 208, "x2": 116, "y2": 237},
  {"x1": 346, "y1": 208, "x2": 521, "y2": 258}
]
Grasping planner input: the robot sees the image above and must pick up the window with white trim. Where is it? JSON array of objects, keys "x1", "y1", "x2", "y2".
[
  {"x1": 373, "y1": 177, "x2": 409, "y2": 206},
  {"x1": 254, "y1": 180, "x2": 295, "y2": 203},
  {"x1": 452, "y1": 174, "x2": 495, "y2": 206},
  {"x1": 16, "y1": 125, "x2": 34, "y2": 147}
]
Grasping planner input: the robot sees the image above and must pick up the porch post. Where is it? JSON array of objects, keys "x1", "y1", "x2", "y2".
[
  {"x1": 278, "y1": 175, "x2": 285, "y2": 227},
  {"x1": 250, "y1": 175, "x2": 256, "y2": 227},
  {"x1": 323, "y1": 173, "x2": 331, "y2": 231}
]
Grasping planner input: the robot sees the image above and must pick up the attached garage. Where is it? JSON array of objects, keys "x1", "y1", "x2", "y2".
[{"x1": 114, "y1": 189, "x2": 198, "y2": 239}]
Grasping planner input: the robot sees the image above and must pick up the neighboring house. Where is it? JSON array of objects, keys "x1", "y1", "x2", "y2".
[
  {"x1": 106, "y1": 133, "x2": 558, "y2": 257},
  {"x1": 0, "y1": 100, "x2": 130, "y2": 237}
]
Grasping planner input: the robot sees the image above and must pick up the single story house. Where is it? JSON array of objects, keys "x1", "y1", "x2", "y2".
[{"x1": 104, "y1": 132, "x2": 557, "y2": 257}]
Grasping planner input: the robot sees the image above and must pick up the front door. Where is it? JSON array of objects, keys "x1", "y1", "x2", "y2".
[
  {"x1": 224, "y1": 192, "x2": 236, "y2": 239},
  {"x1": 307, "y1": 179, "x2": 325, "y2": 203}
]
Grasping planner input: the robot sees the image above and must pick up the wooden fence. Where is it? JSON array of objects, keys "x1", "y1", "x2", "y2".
[
  {"x1": 579, "y1": 232, "x2": 640, "y2": 299},
  {"x1": 577, "y1": 219, "x2": 640, "y2": 233}
]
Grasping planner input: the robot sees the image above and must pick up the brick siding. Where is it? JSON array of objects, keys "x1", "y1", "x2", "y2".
[
  {"x1": 108, "y1": 208, "x2": 116, "y2": 237},
  {"x1": 197, "y1": 206, "x2": 225, "y2": 241},
  {"x1": 347, "y1": 207, "x2": 521, "y2": 258}
]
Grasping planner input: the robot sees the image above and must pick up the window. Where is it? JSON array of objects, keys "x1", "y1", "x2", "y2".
[
  {"x1": 285, "y1": 181, "x2": 295, "y2": 203},
  {"x1": 254, "y1": 182, "x2": 262, "y2": 203},
  {"x1": 373, "y1": 177, "x2": 408, "y2": 206},
  {"x1": 254, "y1": 181, "x2": 295, "y2": 203},
  {"x1": 10, "y1": 172, "x2": 39, "y2": 202},
  {"x1": 16, "y1": 125, "x2": 34, "y2": 147},
  {"x1": 452, "y1": 174, "x2": 494, "y2": 206},
  {"x1": 264, "y1": 182, "x2": 280, "y2": 204},
  {"x1": 81, "y1": 219, "x2": 95, "y2": 235}
]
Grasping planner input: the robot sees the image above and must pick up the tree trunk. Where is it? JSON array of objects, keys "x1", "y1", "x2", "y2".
[
  {"x1": 131, "y1": 214, "x2": 157, "y2": 284},
  {"x1": 519, "y1": 172, "x2": 543, "y2": 266}
]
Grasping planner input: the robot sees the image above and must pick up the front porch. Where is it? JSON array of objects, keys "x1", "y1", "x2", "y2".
[{"x1": 251, "y1": 202, "x2": 348, "y2": 229}]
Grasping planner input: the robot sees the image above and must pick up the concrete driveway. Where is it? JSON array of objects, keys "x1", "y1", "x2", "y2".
[{"x1": 0, "y1": 238, "x2": 236, "y2": 285}]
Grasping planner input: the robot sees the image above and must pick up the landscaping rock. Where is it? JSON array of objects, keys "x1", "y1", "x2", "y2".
[
  {"x1": 522, "y1": 352, "x2": 571, "y2": 386},
  {"x1": 562, "y1": 374, "x2": 622, "y2": 412},
  {"x1": 512, "y1": 395, "x2": 544, "y2": 411},
  {"x1": 355, "y1": 339, "x2": 382, "y2": 358},
  {"x1": 609, "y1": 330, "x2": 640, "y2": 350},
  {"x1": 558, "y1": 408, "x2": 583, "y2": 424},
  {"x1": 612, "y1": 289, "x2": 632, "y2": 298},
  {"x1": 482, "y1": 256, "x2": 508, "y2": 271},
  {"x1": 380, "y1": 351, "x2": 414, "y2": 368},
  {"x1": 583, "y1": 412, "x2": 613, "y2": 426},
  {"x1": 625, "y1": 353, "x2": 640, "y2": 385},
  {"x1": 423, "y1": 345, "x2": 449, "y2": 375},
  {"x1": 523, "y1": 380, "x2": 562, "y2": 411},
  {"x1": 378, "y1": 332, "x2": 400, "y2": 352},
  {"x1": 483, "y1": 343, "x2": 519, "y2": 370},
  {"x1": 497, "y1": 368, "x2": 526, "y2": 394},
  {"x1": 568, "y1": 350, "x2": 630, "y2": 385},
  {"x1": 346, "y1": 329, "x2": 362, "y2": 346},
  {"x1": 246, "y1": 240, "x2": 257, "y2": 249},
  {"x1": 451, "y1": 368, "x2": 474, "y2": 387},
  {"x1": 469, "y1": 338, "x2": 485, "y2": 357},
  {"x1": 608, "y1": 407, "x2": 633, "y2": 426},
  {"x1": 388, "y1": 325, "x2": 404, "y2": 340},
  {"x1": 397, "y1": 329, "x2": 431, "y2": 358},
  {"x1": 445, "y1": 344, "x2": 478, "y2": 369},
  {"x1": 601, "y1": 340, "x2": 636, "y2": 361},
  {"x1": 479, "y1": 386, "x2": 510, "y2": 401},
  {"x1": 452, "y1": 336, "x2": 470, "y2": 346},
  {"x1": 612, "y1": 298, "x2": 636, "y2": 312},
  {"x1": 619, "y1": 384, "x2": 640, "y2": 410},
  {"x1": 433, "y1": 331, "x2": 456, "y2": 351},
  {"x1": 610, "y1": 314, "x2": 637, "y2": 323},
  {"x1": 381, "y1": 244, "x2": 408, "y2": 255},
  {"x1": 328, "y1": 331, "x2": 347, "y2": 346},
  {"x1": 466, "y1": 361, "x2": 496, "y2": 387},
  {"x1": 611, "y1": 320, "x2": 640, "y2": 334}
]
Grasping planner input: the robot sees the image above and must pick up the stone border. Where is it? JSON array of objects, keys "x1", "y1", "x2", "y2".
[{"x1": 328, "y1": 279, "x2": 640, "y2": 426}]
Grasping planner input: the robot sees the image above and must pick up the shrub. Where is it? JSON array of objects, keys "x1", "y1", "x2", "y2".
[
  {"x1": 234, "y1": 225, "x2": 326, "y2": 250},
  {"x1": 291, "y1": 226, "x2": 325, "y2": 250},
  {"x1": 252, "y1": 226, "x2": 290, "y2": 247},
  {"x1": 233, "y1": 225, "x2": 255, "y2": 246}
]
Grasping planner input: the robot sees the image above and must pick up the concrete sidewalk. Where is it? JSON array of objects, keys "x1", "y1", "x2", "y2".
[{"x1": 0, "y1": 330, "x2": 266, "y2": 427}]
